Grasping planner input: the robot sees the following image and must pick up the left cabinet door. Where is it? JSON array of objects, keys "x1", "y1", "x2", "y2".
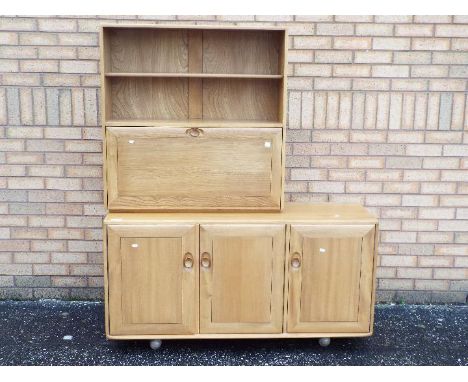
[{"x1": 106, "y1": 224, "x2": 198, "y2": 336}]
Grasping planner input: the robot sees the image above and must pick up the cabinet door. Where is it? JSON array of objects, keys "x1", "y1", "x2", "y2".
[
  {"x1": 200, "y1": 224, "x2": 285, "y2": 334},
  {"x1": 106, "y1": 127, "x2": 282, "y2": 211},
  {"x1": 287, "y1": 225, "x2": 376, "y2": 333},
  {"x1": 107, "y1": 224, "x2": 198, "y2": 335}
]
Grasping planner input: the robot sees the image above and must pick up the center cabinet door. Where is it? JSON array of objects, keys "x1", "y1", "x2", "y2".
[
  {"x1": 199, "y1": 224, "x2": 285, "y2": 334},
  {"x1": 286, "y1": 224, "x2": 376, "y2": 334},
  {"x1": 107, "y1": 224, "x2": 198, "y2": 336},
  {"x1": 106, "y1": 127, "x2": 282, "y2": 211}
]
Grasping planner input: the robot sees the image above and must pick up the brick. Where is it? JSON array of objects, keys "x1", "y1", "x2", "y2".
[
  {"x1": 443, "y1": 145, "x2": 468, "y2": 156},
  {"x1": 349, "y1": 157, "x2": 384, "y2": 168},
  {"x1": 0, "y1": 59, "x2": 18, "y2": 72},
  {"x1": 433, "y1": 52, "x2": 468, "y2": 65},
  {"x1": 316, "y1": 23, "x2": 354, "y2": 36},
  {"x1": 430, "y1": 79, "x2": 466, "y2": 92},
  {"x1": 0, "y1": 288, "x2": 33, "y2": 299},
  {"x1": 20, "y1": 59, "x2": 58, "y2": 72},
  {"x1": 396, "y1": 25, "x2": 433, "y2": 37},
  {"x1": 397, "y1": 268, "x2": 432, "y2": 279},
  {"x1": 372, "y1": 65, "x2": 409, "y2": 78},
  {"x1": 46, "y1": 178, "x2": 82, "y2": 190},
  {"x1": 51, "y1": 276, "x2": 87, "y2": 287},
  {"x1": 382, "y1": 231, "x2": 417, "y2": 243},
  {"x1": 436, "y1": 25, "x2": 468, "y2": 38},
  {"x1": 387, "y1": 157, "x2": 422, "y2": 169},
  {"x1": 373, "y1": 38, "x2": 411, "y2": 50},
  {"x1": 434, "y1": 268, "x2": 467, "y2": 280},
  {"x1": 392, "y1": 79, "x2": 428, "y2": 91},
  {"x1": 438, "y1": 220, "x2": 468, "y2": 232},
  {"x1": 334, "y1": 64, "x2": 370, "y2": 77},
  {"x1": 333, "y1": 37, "x2": 371, "y2": 50},
  {"x1": 380, "y1": 207, "x2": 417, "y2": 219},
  {"x1": 350, "y1": 131, "x2": 386, "y2": 143},
  {"x1": 355, "y1": 24, "x2": 393, "y2": 36},
  {"x1": 309, "y1": 181, "x2": 345, "y2": 193},
  {"x1": 290, "y1": 169, "x2": 327, "y2": 181},
  {"x1": 15, "y1": 276, "x2": 51, "y2": 287},
  {"x1": 379, "y1": 279, "x2": 414, "y2": 290},
  {"x1": 374, "y1": 16, "x2": 413, "y2": 23},
  {"x1": 383, "y1": 182, "x2": 419, "y2": 193},
  {"x1": 28, "y1": 190, "x2": 64, "y2": 203},
  {"x1": 330, "y1": 169, "x2": 367, "y2": 182},
  {"x1": 315, "y1": 78, "x2": 352, "y2": 90},
  {"x1": 288, "y1": 50, "x2": 313, "y2": 63},
  {"x1": 311, "y1": 131, "x2": 348, "y2": 143},
  {"x1": 70, "y1": 288, "x2": 103, "y2": 300},
  {"x1": 60, "y1": 60, "x2": 97, "y2": 74},
  {"x1": 315, "y1": 50, "x2": 352, "y2": 63},
  {"x1": 0, "y1": 276, "x2": 14, "y2": 287},
  {"x1": 388, "y1": 131, "x2": 424, "y2": 143},
  {"x1": 7, "y1": 177, "x2": 44, "y2": 189},
  {"x1": 38, "y1": 46, "x2": 76, "y2": 59},
  {"x1": 366, "y1": 169, "x2": 402, "y2": 181},
  {"x1": 70, "y1": 264, "x2": 103, "y2": 276},
  {"x1": 0, "y1": 17, "x2": 37, "y2": 31},
  {"x1": 68, "y1": 240, "x2": 102, "y2": 252},
  {"x1": 353, "y1": 79, "x2": 390, "y2": 91},
  {"x1": 323, "y1": 141, "x2": 363, "y2": 158},
  {"x1": 411, "y1": 65, "x2": 449, "y2": 78},
  {"x1": 28, "y1": 165, "x2": 63, "y2": 177},
  {"x1": 0, "y1": 264, "x2": 32, "y2": 275},
  {"x1": 393, "y1": 52, "x2": 431, "y2": 65},
  {"x1": 419, "y1": 232, "x2": 454, "y2": 243},
  {"x1": 294, "y1": 36, "x2": 332, "y2": 49},
  {"x1": 406, "y1": 144, "x2": 442, "y2": 157},
  {"x1": 366, "y1": 194, "x2": 401, "y2": 206},
  {"x1": 355, "y1": 51, "x2": 392, "y2": 64},
  {"x1": 48, "y1": 228, "x2": 84, "y2": 240},
  {"x1": 46, "y1": 203, "x2": 83, "y2": 215},
  {"x1": 416, "y1": 279, "x2": 450, "y2": 291},
  {"x1": 450, "y1": 280, "x2": 468, "y2": 291},
  {"x1": 58, "y1": 33, "x2": 98, "y2": 46},
  {"x1": 38, "y1": 18, "x2": 77, "y2": 32},
  {"x1": 295, "y1": 64, "x2": 331, "y2": 77},
  {"x1": 412, "y1": 38, "x2": 450, "y2": 50},
  {"x1": 33, "y1": 264, "x2": 68, "y2": 276},
  {"x1": 380, "y1": 255, "x2": 418, "y2": 268},
  {"x1": 20, "y1": 32, "x2": 57, "y2": 45}
]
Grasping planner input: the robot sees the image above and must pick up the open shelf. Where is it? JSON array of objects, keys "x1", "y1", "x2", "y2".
[
  {"x1": 105, "y1": 73, "x2": 283, "y2": 79},
  {"x1": 106, "y1": 119, "x2": 284, "y2": 128},
  {"x1": 102, "y1": 26, "x2": 287, "y2": 126}
]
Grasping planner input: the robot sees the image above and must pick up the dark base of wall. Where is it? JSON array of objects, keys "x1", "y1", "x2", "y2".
[{"x1": 0, "y1": 287, "x2": 466, "y2": 304}]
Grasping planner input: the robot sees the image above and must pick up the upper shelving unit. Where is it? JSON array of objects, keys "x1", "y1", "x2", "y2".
[{"x1": 101, "y1": 25, "x2": 287, "y2": 127}]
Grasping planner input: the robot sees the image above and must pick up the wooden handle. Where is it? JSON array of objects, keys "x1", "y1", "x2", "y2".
[
  {"x1": 186, "y1": 127, "x2": 203, "y2": 137},
  {"x1": 290, "y1": 252, "x2": 301, "y2": 269},
  {"x1": 183, "y1": 252, "x2": 194, "y2": 269},
  {"x1": 201, "y1": 252, "x2": 211, "y2": 268}
]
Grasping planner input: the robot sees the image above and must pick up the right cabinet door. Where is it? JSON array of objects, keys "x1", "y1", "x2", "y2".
[{"x1": 286, "y1": 224, "x2": 376, "y2": 333}]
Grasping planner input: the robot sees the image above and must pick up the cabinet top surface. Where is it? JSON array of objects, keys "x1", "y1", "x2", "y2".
[
  {"x1": 104, "y1": 203, "x2": 378, "y2": 224},
  {"x1": 101, "y1": 23, "x2": 287, "y2": 32}
]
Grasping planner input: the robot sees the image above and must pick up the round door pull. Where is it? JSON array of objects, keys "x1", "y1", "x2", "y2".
[
  {"x1": 186, "y1": 127, "x2": 203, "y2": 137},
  {"x1": 201, "y1": 252, "x2": 211, "y2": 268},
  {"x1": 183, "y1": 252, "x2": 194, "y2": 269},
  {"x1": 291, "y1": 253, "x2": 302, "y2": 269}
]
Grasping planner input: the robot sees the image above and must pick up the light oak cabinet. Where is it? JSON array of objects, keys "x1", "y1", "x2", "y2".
[
  {"x1": 100, "y1": 25, "x2": 380, "y2": 348},
  {"x1": 101, "y1": 25, "x2": 287, "y2": 212},
  {"x1": 104, "y1": 204, "x2": 379, "y2": 340}
]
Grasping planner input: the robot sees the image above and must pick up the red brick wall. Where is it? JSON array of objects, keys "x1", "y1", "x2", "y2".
[{"x1": 0, "y1": 15, "x2": 467, "y2": 303}]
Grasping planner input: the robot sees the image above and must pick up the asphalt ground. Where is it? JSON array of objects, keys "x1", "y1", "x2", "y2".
[{"x1": 0, "y1": 300, "x2": 466, "y2": 365}]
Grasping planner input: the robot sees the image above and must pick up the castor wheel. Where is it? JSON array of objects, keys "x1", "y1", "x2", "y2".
[
  {"x1": 318, "y1": 337, "x2": 331, "y2": 347},
  {"x1": 149, "y1": 339, "x2": 162, "y2": 350}
]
